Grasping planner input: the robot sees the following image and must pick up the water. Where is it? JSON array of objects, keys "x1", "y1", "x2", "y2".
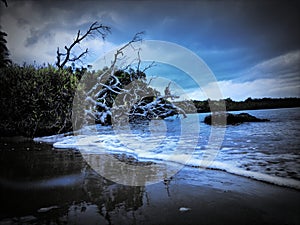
[
  {"x1": 1, "y1": 109, "x2": 300, "y2": 224},
  {"x1": 0, "y1": 142, "x2": 146, "y2": 224},
  {"x1": 216, "y1": 108, "x2": 300, "y2": 182},
  {"x1": 35, "y1": 107, "x2": 300, "y2": 189}
]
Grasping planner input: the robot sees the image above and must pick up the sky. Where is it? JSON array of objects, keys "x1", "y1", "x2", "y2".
[{"x1": 0, "y1": 0, "x2": 299, "y2": 100}]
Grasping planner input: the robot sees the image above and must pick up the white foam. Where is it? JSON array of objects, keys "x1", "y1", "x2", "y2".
[
  {"x1": 35, "y1": 131, "x2": 300, "y2": 190},
  {"x1": 186, "y1": 160, "x2": 300, "y2": 190}
]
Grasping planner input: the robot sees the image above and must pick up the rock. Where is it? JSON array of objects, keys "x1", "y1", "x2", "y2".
[{"x1": 204, "y1": 112, "x2": 270, "y2": 125}]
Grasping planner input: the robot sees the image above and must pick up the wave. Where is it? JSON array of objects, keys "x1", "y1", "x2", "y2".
[
  {"x1": 186, "y1": 160, "x2": 300, "y2": 190},
  {"x1": 34, "y1": 132, "x2": 300, "y2": 190}
]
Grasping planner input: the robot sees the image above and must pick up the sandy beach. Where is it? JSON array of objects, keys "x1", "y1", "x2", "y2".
[
  {"x1": 0, "y1": 141, "x2": 299, "y2": 225},
  {"x1": 137, "y1": 167, "x2": 300, "y2": 225}
]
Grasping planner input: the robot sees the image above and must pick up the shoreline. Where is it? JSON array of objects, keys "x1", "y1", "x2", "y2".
[
  {"x1": 1, "y1": 133, "x2": 299, "y2": 224},
  {"x1": 2, "y1": 137, "x2": 300, "y2": 191}
]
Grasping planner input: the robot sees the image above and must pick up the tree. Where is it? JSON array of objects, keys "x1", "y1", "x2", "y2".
[
  {"x1": 81, "y1": 68, "x2": 185, "y2": 126},
  {"x1": 56, "y1": 21, "x2": 111, "y2": 69},
  {"x1": 0, "y1": 30, "x2": 11, "y2": 68},
  {"x1": 73, "y1": 33, "x2": 187, "y2": 129},
  {"x1": 0, "y1": 1, "x2": 12, "y2": 68}
]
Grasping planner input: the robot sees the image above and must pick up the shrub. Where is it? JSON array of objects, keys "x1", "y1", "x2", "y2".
[{"x1": 0, "y1": 64, "x2": 80, "y2": 137}]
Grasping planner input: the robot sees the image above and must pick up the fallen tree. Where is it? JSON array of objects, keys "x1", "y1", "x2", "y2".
[
  {"x1": 73, "y1": 34, "x2": 187, "y2": 129},
  {"x1": 76, "y1": 68, "x2": 187, "y2": 127}
]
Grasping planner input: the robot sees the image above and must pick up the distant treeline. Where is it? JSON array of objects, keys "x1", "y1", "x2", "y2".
[{"x1": 175, "y1": 97, "x2": 300, "y2": 113}]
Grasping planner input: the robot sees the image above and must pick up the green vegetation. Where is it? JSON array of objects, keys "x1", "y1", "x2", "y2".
[{"x1": 0, "y1": 64, "x2": 83, "y2": 137}]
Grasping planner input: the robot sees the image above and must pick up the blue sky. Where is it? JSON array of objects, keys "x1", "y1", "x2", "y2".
[{"x1": 1, "y1": 0, "x2": 299, "y2": 100}]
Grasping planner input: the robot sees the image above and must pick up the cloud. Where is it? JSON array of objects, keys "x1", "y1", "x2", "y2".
[
  {"x1": 237, "y1": 50, "x2": 300, "y2": 82},
  {"x1": 0, "y1": 1, "x2": 116, "y2": 65},
  {"x1": 186, "y1": 77, "x2": 300, "y2": 101},
  {"x1": 94, "y1": 44, "x2": 300, "y2": 101},
  {"x1": 1, "y1": 0, "x2": 299, "y2": 102},
  {"x1": 187, "y1": 51, "x2": 300, "y2": 101},
  {"x1": 25, "y1": 27, "x2": 54, "y2": 47}
]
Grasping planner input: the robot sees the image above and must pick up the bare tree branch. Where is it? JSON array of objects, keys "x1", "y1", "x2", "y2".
[
  {"x1": 79, "y1": 32, "x2": 146, "y2": 125},
  {"x1": 147, "y1": 76, "x2": 157, "y2": 86},
  {"x1": 111, "y1": 31, "x2": 144, "y2": 67},
  {"x1": 76, "y1": 30, "x2": 185, "y2": 127},
  {"x1": 142, "y1": 61, "x2": 156, "y2": 72},
  {"x1": 69, "y1": 48, "x2": 88, "y2": 62},
  {"x1": 56, "y1": 21, "x2": 111, "y2": 69}
]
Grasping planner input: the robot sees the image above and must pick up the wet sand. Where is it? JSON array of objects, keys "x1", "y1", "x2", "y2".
[
  {"x1": 138, "y1": 167, "x2": 300, "y2": 225},
  {"x1": 0, "y1": 141, "x2": 299, "y2": 225}
]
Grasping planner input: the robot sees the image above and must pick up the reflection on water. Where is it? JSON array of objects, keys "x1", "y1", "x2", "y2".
[
  {"x1": 1, "y1": 139, "x2": 300, "y2": 225},
  {"x1": 0, "y1": 141, "x2": 146, "y2": 225}
]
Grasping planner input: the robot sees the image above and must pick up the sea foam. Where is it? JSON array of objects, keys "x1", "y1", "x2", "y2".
[{"x1": 34, "y1": 130, "x2": 300, "y2": 190}]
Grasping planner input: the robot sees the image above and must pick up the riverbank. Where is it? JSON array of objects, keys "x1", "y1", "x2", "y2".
[{"x1": 0, "y1": 141, "x2": 299, "y2": 225}]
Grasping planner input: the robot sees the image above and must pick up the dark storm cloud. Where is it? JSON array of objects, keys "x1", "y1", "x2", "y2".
[
  {"x1": 4, "y1": 0, "x2": 299, "y2": 58},
  {"x1": 77, "y1": 0, "x2": 299, "y2": 68},
  {"x1": 2, "y1": 0, "x2": 300, "y2": 76},
  {"x1": 1, "y1": 0, "x2": 299, "y2": 99},
  {"x1": 237, "y1": 1, "x2": 300, "y2": 56},
  {"x1": 25, "y1": 27, "x2": 54, "y2": 47},
  {"x1": 16, "y1": 18, "x2": 29, "y2": 27}
]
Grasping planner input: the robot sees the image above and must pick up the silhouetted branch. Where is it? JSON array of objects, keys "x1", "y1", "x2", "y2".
[
  {"x1": 111, "y1": 31, "x2": 144, "y2": 67},
  {"x1": 142, "y1": 61, "x2": 155, "y2": 72},
  {"x1": 56, "y1": 21, "x2": 111, "y2": 69}
]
